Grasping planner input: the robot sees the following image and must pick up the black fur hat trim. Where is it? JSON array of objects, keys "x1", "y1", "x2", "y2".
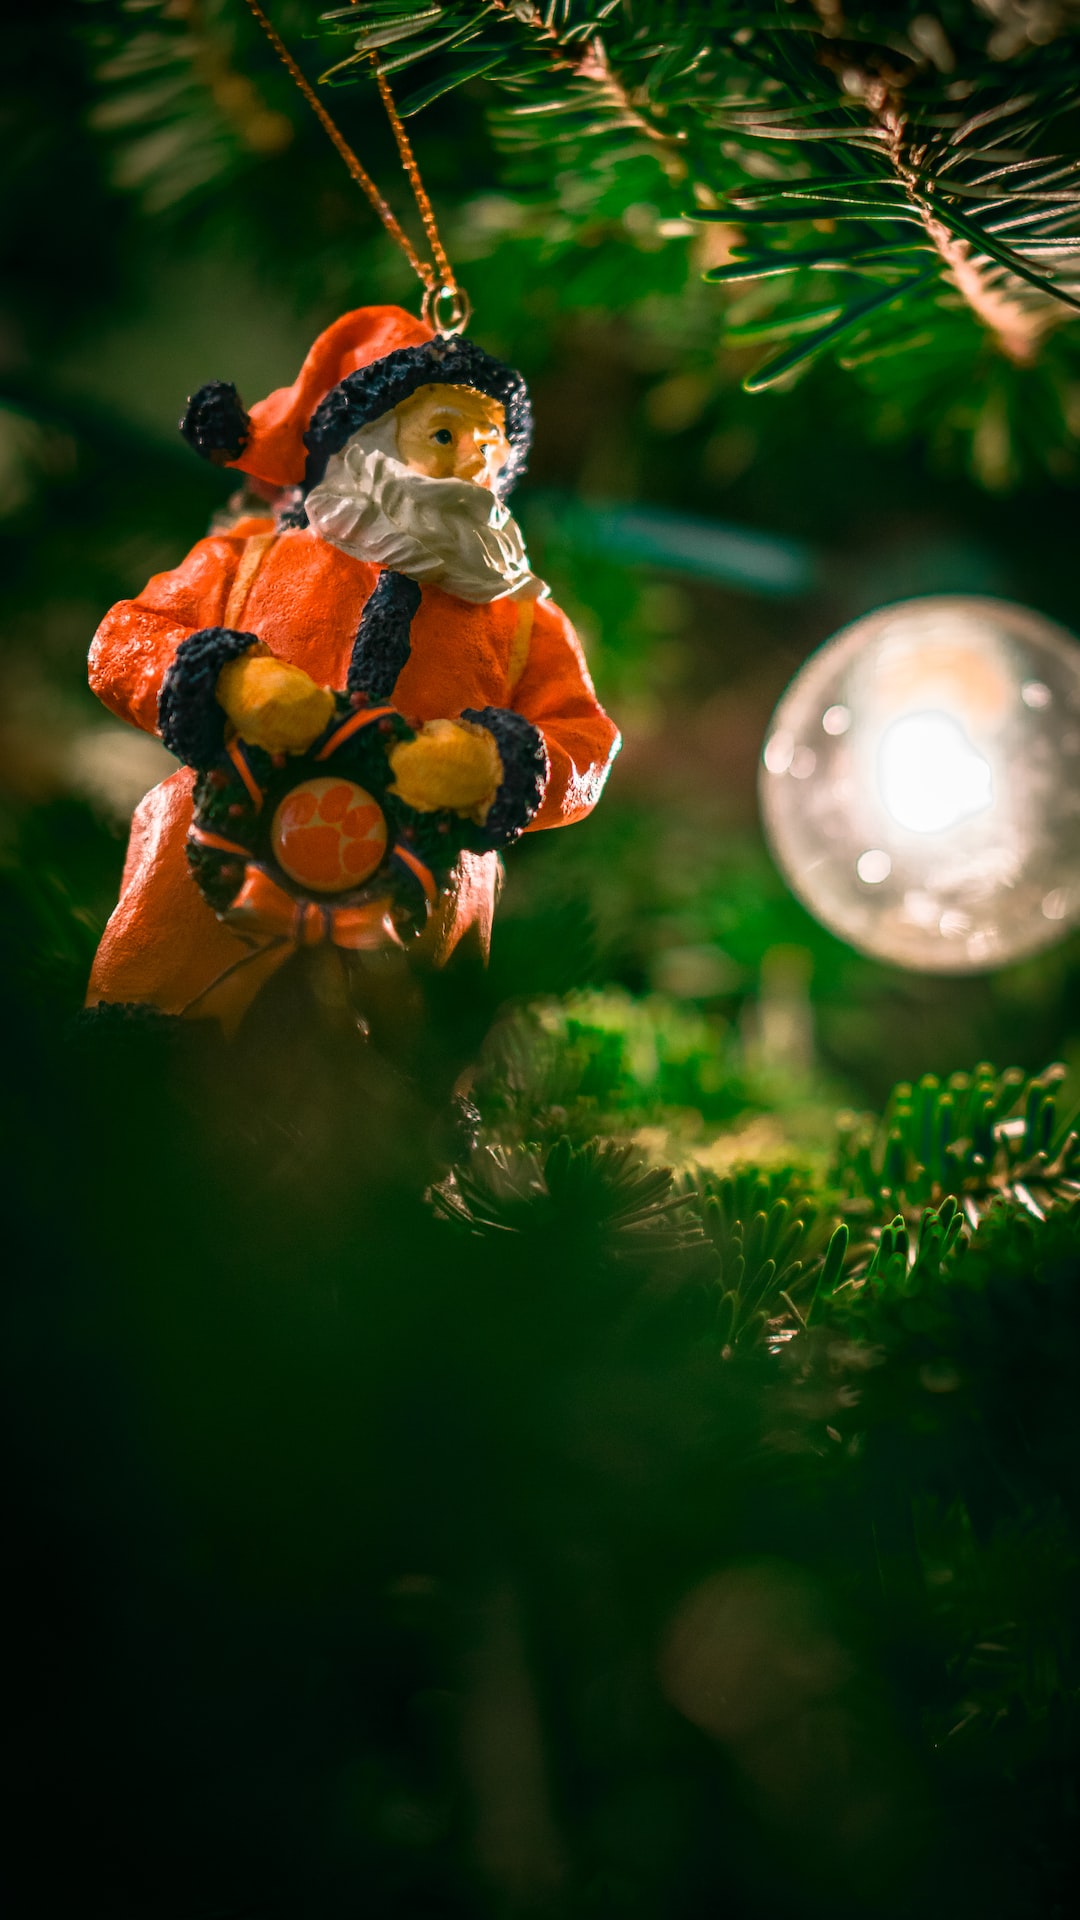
[
  {"x1": 304, "y1": 338, "x2": 532, "y2": 492},
  {"x1": 159, "y1": 627, "x2": 259, "y2": 767},
  {"x1": 461, "y1": 705, "x2": 549, "y2": 845}
]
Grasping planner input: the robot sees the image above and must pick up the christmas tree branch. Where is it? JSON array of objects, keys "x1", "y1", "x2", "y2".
[
  {"x1": 869, "y1": 72, "x2": 1065, "y2": 366},
  {"x1": 487, "y1": 3, "x2": 685, "y2": 178}
]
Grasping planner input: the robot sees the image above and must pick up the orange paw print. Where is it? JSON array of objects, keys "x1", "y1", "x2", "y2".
[{"x1": 271, "y1": 777, "x2": 387, "y2": 894}]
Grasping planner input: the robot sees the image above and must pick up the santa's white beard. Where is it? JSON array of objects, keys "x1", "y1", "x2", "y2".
[{"x1": 304, "y1": 426, "x2": 542, "y2": 604}]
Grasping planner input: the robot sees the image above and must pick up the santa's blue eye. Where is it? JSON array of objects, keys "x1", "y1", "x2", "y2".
[{"x1": 432, "y1": 429, "x2": 453, "y2": 445}]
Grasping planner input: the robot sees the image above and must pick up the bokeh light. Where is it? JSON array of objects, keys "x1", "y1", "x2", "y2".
[{"x1": 759, "y1": 596, "x2": 1080, "y2": 972}]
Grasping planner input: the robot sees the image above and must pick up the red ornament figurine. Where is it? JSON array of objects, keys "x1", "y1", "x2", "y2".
[{"x1": 86, "y1": 306, "x2": 620, "y2": 1032}]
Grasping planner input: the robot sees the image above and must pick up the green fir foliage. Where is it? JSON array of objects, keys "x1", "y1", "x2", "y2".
[
  {"x1": 432, "y1": 1132, "x2": 702, "y2": 1257},
  {"x1": 832, "y1": 1058, "x2": 1080, "y2": 1219},
  {"x1": 467, "y1": 987, "x2": 752, "y2": 1144},
  {"x1": 690, "y1": 1168, "x2": 851, "y2": 1343},
  {"x1": 307, "y1": 1, "x2": 1080, "y2": 484}
]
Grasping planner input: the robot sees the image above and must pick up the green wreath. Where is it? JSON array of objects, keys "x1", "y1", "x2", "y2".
[{"x1": 186, "y1": 693, "x2": 480, "y2": 939}]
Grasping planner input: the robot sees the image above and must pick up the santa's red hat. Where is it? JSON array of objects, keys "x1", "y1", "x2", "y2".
[{"x1": 180, "y1": 303, "x2": 532, "y2": 495}]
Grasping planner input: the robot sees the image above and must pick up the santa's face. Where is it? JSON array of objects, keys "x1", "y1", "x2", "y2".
[
  {"x1": 393, "y1": 384, "x2": 509, "y2": 489},
  {"x1": 304, "y1": 382, "x2": 540, "y2": 603}
]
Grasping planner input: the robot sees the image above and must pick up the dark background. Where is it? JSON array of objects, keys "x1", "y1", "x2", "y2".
[{"x1": 3, "y1": 5, "x2": 1080, "y2": 1915}]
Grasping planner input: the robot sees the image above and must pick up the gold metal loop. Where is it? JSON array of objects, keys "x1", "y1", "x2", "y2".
[{"x1": 422, "y1": 282, "x2": 472, "y2": 338}]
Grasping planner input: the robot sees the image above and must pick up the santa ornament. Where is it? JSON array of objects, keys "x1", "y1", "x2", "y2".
[
  {"x1": 85, "y1": 5, "x2": 619, "y2": 1034},
  {"x1": 86, "y1": 304, "x2": 620, "y2": 1031}
]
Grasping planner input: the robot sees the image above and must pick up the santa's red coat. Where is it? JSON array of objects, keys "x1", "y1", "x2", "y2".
[{"x1": 87, "y1": 518, "x2": 620, "y2": 1027}]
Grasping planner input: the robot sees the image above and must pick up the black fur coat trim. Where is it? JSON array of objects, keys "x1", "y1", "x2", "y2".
[
  {"x1": 348, "y1": 571, "x2": 421, "y2": 703},
  {"x1": 462, "y1": 705, "x2": 549, "y2": 845},
  {"x1": 158, "y1": 627, "x2": 259, "y2": 768}
]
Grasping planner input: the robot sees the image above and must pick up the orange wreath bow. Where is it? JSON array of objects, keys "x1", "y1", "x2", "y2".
[{"x1": 225, "y1": 865, "x2": 403, "y2": 952}]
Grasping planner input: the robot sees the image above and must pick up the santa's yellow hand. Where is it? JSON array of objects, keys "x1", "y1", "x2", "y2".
[
  {"x1": 389, "y1": 719, "x2": 503, "y2": 819},
  {"x1": 216, "y1": 653, "x2": 335, "y2": 754}
]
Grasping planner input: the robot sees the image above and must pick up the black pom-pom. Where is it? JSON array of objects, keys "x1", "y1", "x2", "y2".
[
  {"x1": 348, "y1": 571, "x2": 421, "y2": 704},
  {"x1": 180, "y1": 381, "x2": 250, "y2": 465},
  {"x1": 158, "y1": 627, "x2": 259, "y2": 768},
  {"x1": 461, "y1": 705, "x2": 549, "y2": 845}
]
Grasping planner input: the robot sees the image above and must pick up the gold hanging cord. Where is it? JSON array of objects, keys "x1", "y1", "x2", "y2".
[{"x1": 240, "y1": 0, "x2": 470, "y2": 336}]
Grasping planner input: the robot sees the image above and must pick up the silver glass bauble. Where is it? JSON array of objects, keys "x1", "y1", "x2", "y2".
[{"x1": 760, "y1": 596, "x2": 1080, "y2": 972}]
